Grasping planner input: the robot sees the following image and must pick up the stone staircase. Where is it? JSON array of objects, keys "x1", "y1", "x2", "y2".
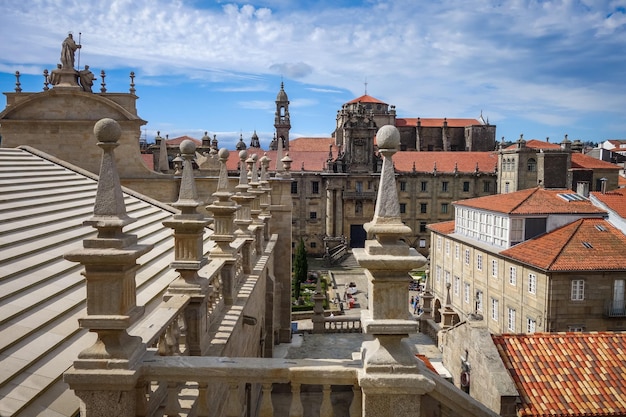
[{"x1": 0, "y1": 147, "x2": 215, "y2": 417}]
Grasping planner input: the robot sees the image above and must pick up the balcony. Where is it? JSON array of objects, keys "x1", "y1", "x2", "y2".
[
  {"x1": 604, "y1": 300, "x2": 626, "y2": 317},
  {"x1": 342, "y1": 191, "x2": 377, "y2": 200}
]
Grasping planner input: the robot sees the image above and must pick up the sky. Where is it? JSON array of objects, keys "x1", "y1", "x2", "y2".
[{"x1": 2, "y1": 0, "x2": 626, "y2": 150}]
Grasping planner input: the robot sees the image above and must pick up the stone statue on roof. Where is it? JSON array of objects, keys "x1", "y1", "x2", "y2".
[{"x1": 61, "y1": 33, "x2": 81, "y2": 70}]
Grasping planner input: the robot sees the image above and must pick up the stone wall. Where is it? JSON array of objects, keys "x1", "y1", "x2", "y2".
[{"x1": 440, "y1": 321, "x2": 519, "y2": 416}]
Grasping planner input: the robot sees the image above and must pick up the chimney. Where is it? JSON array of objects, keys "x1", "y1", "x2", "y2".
[
  {"x1": 576, "y1": 181, "x2": 589, "y2": 198},
  {"x1": 600, "y1": 177, "x2": 608, "y2": 194}
]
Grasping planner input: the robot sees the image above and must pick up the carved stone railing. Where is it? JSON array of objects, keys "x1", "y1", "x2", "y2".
[
  {"x1": 324, "y1": 316, "x2": 362, "y2": 333},
  {"x1": 139, "y1": 354, "x2": 362, "y2": 417}
]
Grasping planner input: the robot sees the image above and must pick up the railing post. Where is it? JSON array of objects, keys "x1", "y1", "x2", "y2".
[
  {"x1": 259, "y1": 153, "x2": 273, "y2": 241},
  {"x1": 206, "y1": 148, "x2": 240, "y2": 305},
  {"x1": 353, "y1": 126, "x2": 435, "y2": 417},
  {"x1": 162, "y1": 139, "x2": 212, "y2": 356},
  {"x1": 247, "y1": 153, "x2": 265, "y2": 256},
  {"x1": 231, "y1": 150, "x2": 255, "y2": 274},
  {"x1": 63, "y1": 119, "x2": 150, "y2": 417},
  {"x1": 312, "y1": 276, "x2": 326, "y2": 334}
]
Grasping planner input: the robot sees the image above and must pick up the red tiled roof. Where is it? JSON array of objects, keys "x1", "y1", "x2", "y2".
[
  {"x1": 166, "y1": 136, "x2": 202, "y2": 146},
  {"x1": 415, "y1": 354, "x2": 438, "y2": 374},
  {"x1": 455, "y1": 187, "x2": 606, "y2": 216},
  {"x1": 591, "y1": 188, "x2": 626, "y2": 218},
  {"x1": 427, "y1": 220, "x2": 455, "y2": 234},
  {"x1": 346, "y1": 94, "x2": 387, "y2": 104},
  {"x1": 493, "y1": 332, "x2": 626, "y2": 417},
  {"x1": 396, "y1": 117, "x2": 482, "y2": 128},
  {"x1": 501, "y1": 218, "x2": 626, "y2": 271},
  {"x1": 289, "y1": 137, "x2": 334, "y2": 152},
  {"x1": 505, "y1": 139, "x2": 561, "y2": 150},
  {"x1": 571, "y1": 153, "x2": 621, "y2": 170},
  {"x1": 140, "y1": 153, "x2": 154, "y2": 170},
  {"x1": 620, "y1": 176, "x2": 626, "y2": 188},
  {"x1": 392, "y1": 151, "x2": 498, "y2": 173}
]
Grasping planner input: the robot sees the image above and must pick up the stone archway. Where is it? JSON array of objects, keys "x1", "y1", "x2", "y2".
[{"x1": 434, "y1": 298, "x2": 442, "y2": 323}]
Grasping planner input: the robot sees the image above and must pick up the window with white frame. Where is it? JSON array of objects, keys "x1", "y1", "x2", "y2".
[
  {"x1": 509, "y1": 266, "x2": 517, "y2": 286},
  {"x1": 445, "y1": 240, "x2": 450, "y2": 256},
  {"x1": 476, "y1": 290, "x2": 483, "y2": 312},
  {"x1": 455, "y1": 244, "x2": 460, "y2": 259},
  {"x1": 528, "y1": 273, "x2": 537, "y2": 294},
  {"x1": 491, "y1": 298, "x2": 499, "y2": 321},
  {"x1": 571, "y1": 279, "x2": 585, "y2": 301},
  {"x1": 510, "y1": 218, "x2": 523, "y2": 244},
  {"x1": 445, "y1": 271, "x2": 451, "y2": 285},
  {"x1": 437, "y1": 236, "x2": 442, "y2": 251},
  {"x1": 491, "y1": 260, "x2": 498, "y2": 278},
  {"x1": 526, "y1": 318, "x2": 536, "y2": 333},
  {"x1": 477, "y1": 254, "x2": 483, "y2": 271},
  {"x1": 507, "y1": 308, "x2": 516, "y2": 331},
  {"x1": 568, "y1": 325, "x2": 584, "y2": 332},
  {"x1": 454, "y1": 276, "x2": 460, "y2": 296},
  {"x1": 464, "y1": 283, "x2": 470, "y2": 303},
  {"x1": 436, "y1": 265, "x2": 442, "y2": 284},
  {"x1": 464, "y1": 249, "x2": 470, "y2": 265}
]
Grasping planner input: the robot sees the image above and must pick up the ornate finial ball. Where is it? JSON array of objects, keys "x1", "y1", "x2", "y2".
[
  {"x1": 376, "y1": 125, "x2": 400, "y2": 149},
  {"x1": 239, "y1": 149, "x2": 248, "y2": 160},
  {"x1": 218, "y1": 148, "x2": 229, "y2": 159},
  {"x1": 179, "y1": 139, "x2": 196, "y2": 154},
  {"x1": 93, "y1": 118, "x2": 122, "y2": 143},
  {"x1": 252, "y1": 153, "x2": 258, "y2": 161}
]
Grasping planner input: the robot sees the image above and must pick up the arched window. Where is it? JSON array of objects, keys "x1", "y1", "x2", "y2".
[{"x1": 527, "y1": 158, "x2": 536, "y2": 172}]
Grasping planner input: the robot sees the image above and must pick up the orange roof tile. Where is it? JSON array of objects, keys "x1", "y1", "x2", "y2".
[
  {"x1": 346, "y1": 94, "x2": 387, "y2": 104},
  {"x1": 493, "y1": 332, "x2": 626, "y2": 417},
  {"x1": 501, "y1": 218, "x2": 626, "y2": 271},
  {"x1": 505, "y1": 139, "x2": 562, "y2": 150},
  {"x1": 392, "y1": 151, "x2": 498, "y2": 173},
  {"x1": 620, "y1": 176, "x2": 626, "y2": 188},
  {"x1": 289, "y1": 137, "x2": 335, "y2": 152},
  {"x1": 455, "y1": 187, "x2": 607, "y2": 216},
  {"x1": 591, "y1": 188, "x2": 626, "y2": 218},
  {"x1": 571, "y1": 153, "x2": 621, "y2": 170},
  {"x1": 396, "y1": 117, "x2": 482, "y2": 128},
  {"x1": 427, "y1": 220, "x2": 455, "y2": 234},
  {"x1": 140, "y1": 153, "x2": 154, "y2": 170}
]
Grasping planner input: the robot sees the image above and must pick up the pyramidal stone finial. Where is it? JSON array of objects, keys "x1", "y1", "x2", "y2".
[{"x1": 171, "y1": 139, "x2": 202, "y2": 218}]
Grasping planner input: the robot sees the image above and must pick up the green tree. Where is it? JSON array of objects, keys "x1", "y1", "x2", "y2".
[{"x1": 293, "y1": 238, "x2": 308, "y2": 299}]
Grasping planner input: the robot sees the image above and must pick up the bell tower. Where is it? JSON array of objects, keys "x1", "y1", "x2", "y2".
[{"x1": 274, "y1": 82, "x2": 291, "y2": 151}]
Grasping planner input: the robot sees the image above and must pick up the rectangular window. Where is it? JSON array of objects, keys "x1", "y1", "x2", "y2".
[
  {"x1": 464, "y1": 283, "x2": 471, "y2": 303},
  {"x1": 445, "y1": 271, "x2": 451, "y2": 285},
  {"x1": 291, "y1": 181, "x2": 298, "y2": 194},
  {"x1": 441, "y1": 203, "x2": 448, "y2": 214},
  {"x1": 476, "y1": 290, "x2": 483, "y2": 312},
  {"x1": 454, "y1": 276, "x2": 460, "y2": 295},
  {"x1": 309, "y1": 211, "x2": 317, "y2": 220},
  {"x1": 528, "y1": 273, "x2": 537, "y2": 294},
  {"x1": 509, "y1": 267, "x2": 517, "y2": 286},
  {"x1": 477, "y1": 254, "x2": 483, "y2": 271},
  {"x1": 310, "y1": 242, "x2": 317, "y2": 248},
  {"x1": 491, "y1": 260, "x2": 498, "y2": 278},
  {"x1": 400, "y1": 181, "x2": 407, "y2": 191},
  {"x1": 442, "y1": 181, "x2": 449, "y2": 192},
  {"x1": 483, "y1": 181, "x2": 491, "y2": 193},
  {"x1": 312, "y1": 181, "x2": 319, "y2": 194},
  {"x1": 507, "y1": 308, "x2": 516, "y2": 331},
  {"x1": 445, "y1": 240, "x2": 450, "y2": 255},
  {"x1": 419, "y1": 222, "x2": 427, "y2": 233},
  {"x1": 463, "y1": 181, "x2": 470, "y2": 192},
  {"x1": 356, "y1": 181, "x2": 363, "y2": 193},
  {"x1": 436, "y1": 265, "x2": 442, "y2": 284},
  {"x1": 437, "y1": 236, "x2": 442, "y2": 250},
  {"x1": 421, "y1": 181, "x2": 428, "y2": 192},
  {"x1": 455, "y1": 244, "x2": 460, "y2": 259},
  {"x1": 420, "y1": 203, "x2": 428, "y2": 214},
  {"x1": 526, "y1": 318, "x2": 536, "y2": 333},
  {"x1": 571, "y1": 279, "x2": 585, "y2": 300},
  {"x1": 400, "y1": 203, "x2": 406, "y2": 214},
  {"x1": 491, "y1": 298, "x2": 499, "y2": 321},
  {"x1": 464, "y1": 249, "x2": 470, "y2": 265},
  {"x1": 419, "y1": 238, "x2": 426, "y2": 248}
]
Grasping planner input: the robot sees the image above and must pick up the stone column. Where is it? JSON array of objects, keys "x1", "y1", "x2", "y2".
[
  {"x1": 247, "y1": 154, "x2": 265, "y2": 255},
  {"x1": 312, "y1": 277, "x2": 327, "y2": 334},
  {"x1": 259, "y1": 153, "x2": 273, "y2": 241},
  {"x1": 353, "y1": 125, "x2": 434, "y2": 417},
  {"x1": 162, "y1": 139, "x2": 212, "y2": 355},
  {"x1": 206, "y1": 148, "x2": 240, "y2": 305},
  {"x1": 63, "y1": 118, "x2": 151, "y2": 417}
]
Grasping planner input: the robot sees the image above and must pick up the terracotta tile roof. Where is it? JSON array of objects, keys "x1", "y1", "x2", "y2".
[
  {"x1": 166, "y1": 135, "x2": 202, "y2": 146},
  {"x1": 591, "y1": 188, "x2": 626, "y2": 218},
  {"x1": 346, "y1": 94, "x2": 387, "y2": 104},
  {"x1": 620, "y1": 176, "x2": 626, "y2": 188},
  {"x1": 501, "y1": 218, "x2": 626, "y2": 271},
  {"x1": 141, "y1": 153, "x2": 154, "y2": 170},
  {"x1": 392, "y1": 151, "x2": 499, "y2": 173},
  {"x1": 571, "y1": 153, "x2": 621, "y2": 170},
  {"x1": 396, "y1": 117, "x2": 482, "y2": 128},
  {"x1": 493, "y1": 332, "x2": 626, "y2": 417},
  {"x1": 288, "y1": 137, "x2": 335, "y2": 152},
  {"x1": 455, "y1": 187, "x2": 607, "y2": 216},
  {"x1": 427, "y1": 220, "x2": 455, "y2": 234},
  {"x1": 505, "y1": 139, "x2": 561, "y2": 150}
]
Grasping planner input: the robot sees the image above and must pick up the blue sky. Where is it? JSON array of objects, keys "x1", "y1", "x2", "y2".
[{"x1": 2, "y1": 0, "x2": 626, "y2": 149}]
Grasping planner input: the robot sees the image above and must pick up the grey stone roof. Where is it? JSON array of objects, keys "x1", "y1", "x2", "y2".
[{"x1": 0, "y1": 147, "x2": 213, "y2": 416}]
